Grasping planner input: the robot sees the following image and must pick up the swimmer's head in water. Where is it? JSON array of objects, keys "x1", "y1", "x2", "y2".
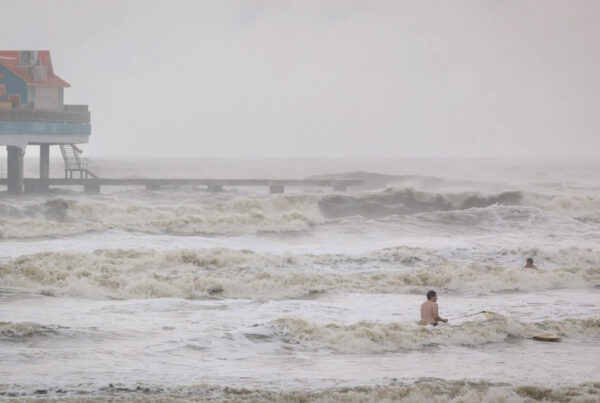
[
  {"x1": 426, "y1": 290, "x2": 437, "y2": 300},
  {"x1": 526, "y1": 258, "x2": 534, "y2": 265}
]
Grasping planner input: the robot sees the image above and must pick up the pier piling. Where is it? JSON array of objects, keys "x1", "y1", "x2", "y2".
[
  {"x1": 39, "y1": 144, "x2": 50, "y2": 192},
  {"x1": 6, "y1": 146, "x2": 24, "y2": 194},
  {"x1": 208, "y1": 184, "x2": 223, "y2": 193},
  {"x1": 269, "y1": 184, "x2": 285, "y2": 194}
]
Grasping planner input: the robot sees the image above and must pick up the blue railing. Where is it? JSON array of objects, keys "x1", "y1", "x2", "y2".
[{"x1": 0, "y1": 120, "x2": 91, "y2": 135}]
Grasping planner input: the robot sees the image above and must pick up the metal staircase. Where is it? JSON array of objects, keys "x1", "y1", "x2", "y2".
[{"x1": 59, "y1": 144, "x2": 100, "y2": 179}]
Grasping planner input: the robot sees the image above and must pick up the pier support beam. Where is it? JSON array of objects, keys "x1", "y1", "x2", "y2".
[
  {"x1": 39, "y1": 144, "x2": 50, "y2": 193},
  {"x1": 7, "y1": 146, "x2": 25, "y2": 195}
]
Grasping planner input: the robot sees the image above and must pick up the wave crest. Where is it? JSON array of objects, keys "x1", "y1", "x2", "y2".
[
  {"x1": 271, "y1": 316, "x2": 600, "y2": 352},
  {"x1": 2, "y1": 380, "x2": 599, "y2": 402},
  {"x1": 0, "y1": 321, "x2": 58, "y2": 338},
  {"x1": 318, "y1": 188, "x2": 522, "y2": 218},
  {"x1": 2, "y1": 247, "x2": 598, "y2": 299},
  {"x1": 0, "y1": 195, "x2": 325, "y2": 239}
]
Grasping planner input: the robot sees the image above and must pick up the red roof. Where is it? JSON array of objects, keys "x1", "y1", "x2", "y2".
[{"x1": 0, "y1": 50, "x2": 70, "y2": 88}]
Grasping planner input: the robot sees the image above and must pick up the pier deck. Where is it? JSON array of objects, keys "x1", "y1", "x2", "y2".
[{"x1": 0, "y1": 177, "x2": 364, "y2": 194}]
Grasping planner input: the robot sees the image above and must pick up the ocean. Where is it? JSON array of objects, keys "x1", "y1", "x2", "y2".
[{"x1": 1, "y1": 158, "x2": 599, "y2": 402}]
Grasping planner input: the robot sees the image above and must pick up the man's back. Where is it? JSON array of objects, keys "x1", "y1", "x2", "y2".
[{"x1": 419, "y1": 300, "x2": 437, "y2": 325}]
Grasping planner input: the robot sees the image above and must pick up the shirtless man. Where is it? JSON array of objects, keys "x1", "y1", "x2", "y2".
[
  {"x1": 523, "y1": 257, "x2": 537, "y2": 269},
  {"x1": 419, "y1": 290, "x2": 448, "y2": 325}
]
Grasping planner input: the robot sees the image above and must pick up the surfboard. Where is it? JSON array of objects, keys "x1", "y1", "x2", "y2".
[
  {"x1": 481, "y1": 312, "x2": 561, "y2": 342},
  {"x1": 532, "y1": 334, "x2": 561, "y2": 342}
]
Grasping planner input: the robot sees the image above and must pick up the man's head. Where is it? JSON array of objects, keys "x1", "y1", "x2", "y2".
[
  {"x1": 526, "y1": 258, "x2": 534, "y2": 265},
  {"x1": 426, "y1": 290, "x2": 437, "y2": 301}
]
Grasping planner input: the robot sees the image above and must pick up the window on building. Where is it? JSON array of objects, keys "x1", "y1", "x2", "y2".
[{"x1": 20, "y1": 51, "x2": 37, "y2": 65}]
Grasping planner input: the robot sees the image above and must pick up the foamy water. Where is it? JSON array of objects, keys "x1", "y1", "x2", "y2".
[{"x1": 1, "y1": 158, "x2": 599, "y2": 401}]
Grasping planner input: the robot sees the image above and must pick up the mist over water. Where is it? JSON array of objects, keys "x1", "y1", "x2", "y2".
[
  {"x1": 1, "y1": 158, "x2": 599, "y2": 401},
  {"x1": 3, "y1": 0, "x2": 600, "y2": 399}
]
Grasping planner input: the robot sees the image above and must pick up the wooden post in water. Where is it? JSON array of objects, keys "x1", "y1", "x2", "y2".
[
  {"x1": 7, "y1": 145, "x2": 24, "y2": 194},
  {"x1": 332, "y1": 181, "x2": 347, "y2": 192},
  {"x1": 269, "y1": 184, "x2": 284, "y2": 194},
  {"x1": 208, "y1": 184, "x2": 223, "y2": 192},
  {"x1": 84, "y1": 181, "x2": 100, "y2": 194},
  {"x1": 145, "y1": 183, "x2": 162, "y2": 191},
  {"x1": 39, "y1": 144, "x2": 50, "y2": 192}
]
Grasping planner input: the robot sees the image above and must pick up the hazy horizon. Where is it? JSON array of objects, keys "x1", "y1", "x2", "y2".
[
  {"x1": 3, "y1": 0, "x2": 599, "y2": 158},
  {"x1": 3, "y1": 3, "x2": 600, "y2": 399}
]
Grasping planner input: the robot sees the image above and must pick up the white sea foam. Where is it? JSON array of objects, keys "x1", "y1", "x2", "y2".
[
  {"x1": 318, "y1": 187, "x2": 523, "y2": 218},
  {"x1": 0, "y1": 321, "x2": 58, "y2": 338},
  {"x1": 524, "y1": 191, "x2": 600, "y2": 212},
  {"x1": 0, "y1": 194, "x2": 325, "y2": 239},
  {"x1": 3, "y1": 185, "x2": 598, "y2": 239},
  {"x1": 1, "y1": 247, "x2": 598, "y2": 299},
  {"x1": 2, "y1": 161, "x2": 600, "y2": 397},
  {"x1": 1, "y1": 379, "x2": 597, "y2": 402},
  {"x1": 270, "y1": 316, "x2": 600, "y2": 352}
]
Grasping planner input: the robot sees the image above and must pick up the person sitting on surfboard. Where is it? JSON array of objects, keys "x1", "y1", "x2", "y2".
[
  {"x1": 419, "y1": 290, "x2": 448, "y2": 326},
  {"x1": 523, "y1": 257, "x2": 537, "y2": 269}
]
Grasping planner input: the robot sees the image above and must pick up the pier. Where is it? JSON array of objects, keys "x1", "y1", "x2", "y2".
[
  {"x1": 1, "y1": 51, "x2": 364, "y2": 195},
  {"x1": 0, "y1": 50, "x2": 91, "y2": 194},
  {"x1": 0, "y1": 177, "x2": 363, "y2": 194}
]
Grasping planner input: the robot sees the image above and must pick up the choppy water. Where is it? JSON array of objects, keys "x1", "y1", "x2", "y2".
[{"x1": 1, "y1": 158, "x2": 599, "y2": 402}]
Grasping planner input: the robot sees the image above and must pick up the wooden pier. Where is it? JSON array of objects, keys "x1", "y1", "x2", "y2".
[
  {"x1": 1, "y1": 52, "x2": 364, "y2": 196},
  {"x1": 0, "y1": 177, "x2": 364, "y2": 194}
]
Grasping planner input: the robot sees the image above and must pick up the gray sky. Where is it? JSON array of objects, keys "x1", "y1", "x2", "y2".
[{"x1": 4, "y1": 0, "x2": 599, "y2": 158}]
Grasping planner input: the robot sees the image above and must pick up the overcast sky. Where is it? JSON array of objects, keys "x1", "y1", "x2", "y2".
[{"x1": 3, "y1": 0, "x2": 599, "y2": 158}]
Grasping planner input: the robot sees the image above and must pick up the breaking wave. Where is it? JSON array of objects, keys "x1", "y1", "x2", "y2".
[
  {"x1": 318, "y1": 188, "x2": 523, "y2": 218},
  {"x1": 270, "y1": 316, "x2": 600, "y2": 353},
  {"x1": 1, "y1": 380, "x2": 599, "y2": 402},
  {"x1": 2, "y1": 186, "x2": 598, "y2": 239},
  {"x1": 525, "y1": 191, "x2": 600, "y2": 212},
  {"x1": 0, "y1": 321, "x2": 58, "y2": 339},
  {"x1": 0, "y1": 194, "x2": 325, "y2": 239},
  {"x1": 1, "y1": 247, "x2": 598, "y2": 299}
]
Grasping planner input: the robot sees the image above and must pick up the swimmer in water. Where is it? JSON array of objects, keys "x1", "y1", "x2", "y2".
[
  {"x1": 419, "y1": 290, "x2": 448, "y2": 326},
  {"x1": 523, "y1": 257, "x2": 537, "y2": 269}
]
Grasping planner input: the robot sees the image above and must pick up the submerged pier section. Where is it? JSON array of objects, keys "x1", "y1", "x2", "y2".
[
  {"x1": 1, "y1": 177, "x2": 363, "y2": 194},
  {"x1": 1, "y1": 51, "x2": 363, "y2": 195}
]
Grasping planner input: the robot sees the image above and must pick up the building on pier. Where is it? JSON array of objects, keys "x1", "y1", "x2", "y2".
[{"x1": 0, "y1": 50, "x2": 92, "y2": 194}]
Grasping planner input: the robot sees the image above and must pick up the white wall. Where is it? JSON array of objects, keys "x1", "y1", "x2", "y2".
[{"x1": 34, "y1": 87, "x2": 60, "y2": 110}]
